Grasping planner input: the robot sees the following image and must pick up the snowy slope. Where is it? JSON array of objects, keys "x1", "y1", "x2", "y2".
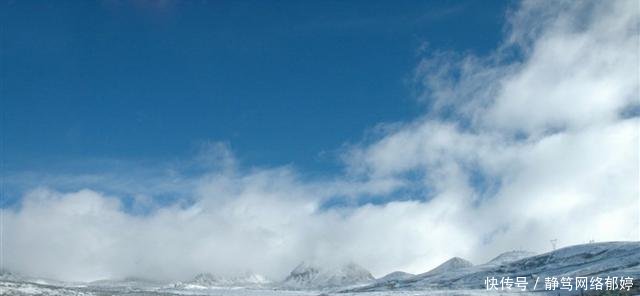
[
  {"x1": 281, "y1": 262, "x2": 374, "y2": 289},
  {"x1": 422, "y1": 257, "x2": 474, "y2": 276},
  {"x1": 0, "y1": 270, "x2": 22, "y2": 282},
  {"x1": 172, "y1": 272, "x2": 271, "y2": 289},
  {"x1": 377, "y1": 271, "x2": 414, "y2": 282},
  {"x1": 349, "y1": 241, "x2": 640, "y2": 292},
  {"x1": 0, "y1": 270, "x2": 79, "y2": 289},
  {"x1": 0, "y1": 279, "x2": 543, "y2": 296},
  {"x1": 484, "y1": 250, "x2": 537, "y2": 266},
  {"x1": 88, "y1": 277, "x2": 164, "y2": 289},
  {"x1": 1, "y1": 241, "x2": 637, "y2": 295}
]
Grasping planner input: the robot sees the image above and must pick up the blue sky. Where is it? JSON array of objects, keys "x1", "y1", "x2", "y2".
[{"x1": 2, "y1": 0, "x2": 508, "y2": 178}]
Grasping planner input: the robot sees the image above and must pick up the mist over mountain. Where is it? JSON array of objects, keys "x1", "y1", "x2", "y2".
[
  {"x1": 281, "y1": 262, "x2": 375, "y2": 289},
  {"x1": 172, "y1": 272, "x2": 271, "y2": 289},
  {"x1": 421, "y1": 257, "x2": 474, "y2": 276},
  {"x1": 485, "y1": 250, "x2": 537, "y2": 266},
  {"x1": 377, "y1": 271, "x2": 414, "y2": 282}
]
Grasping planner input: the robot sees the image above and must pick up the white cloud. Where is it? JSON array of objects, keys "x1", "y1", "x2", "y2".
[
  {"x1": 2, "y1": 0, "x2": 638, "y2": 283},
  {"x1": 346, "y1": 0, "x2": 639, "y2": 262},
  {"x1": 486, "y1": 1, "x2": 638, "y2": 134}
]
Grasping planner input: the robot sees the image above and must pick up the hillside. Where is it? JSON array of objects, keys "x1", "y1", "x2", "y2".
[{"x1": 349, "y1": 241, "x2": 640, "y2": 292}]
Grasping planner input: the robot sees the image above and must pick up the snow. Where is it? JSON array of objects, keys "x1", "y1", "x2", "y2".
[
  {"x1": 484, "y1": 251, "x2": 536, "y2": 266},
  {"x1": 172, "y1": 272, "x2": 272, "y2": 289},
  {"x1": 421, "y1": 257, "x2": 474, "y2": 276},
  {"x1": 377, "y1": 271, "x2": 415, "y2": 282},
  {"x1": 281, "y1": 262, "x2": 375, "y2": 290},
  {"x1": 87, "y1": 277, "x2": 165, "y2": 290},
  {"x1": 2, "y1": 242, "x2": 638, "y2": 295},
  {"x1": 349, "y1": 241, "x2": 640, "y2": 292},
  {"x1": 0, "y1": 280, "x2": 547, "y2": 296}
]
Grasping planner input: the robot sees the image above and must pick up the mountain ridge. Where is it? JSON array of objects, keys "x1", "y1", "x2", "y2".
[
  {"x1": 347, "y1": 241, "x2": 640, "y2": 292},
  {"x1": 281, "y1": 261, "x2": 374, "y2": 290}
]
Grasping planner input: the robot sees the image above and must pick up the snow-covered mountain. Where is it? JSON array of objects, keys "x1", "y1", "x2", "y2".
[
  {"x1": 1, "y1": 242, "x2": 638, "y2": 295},
  {"x1": 0, "y1": 270, "x2": 75, "y2": 288},
  {"x1": 173, "y1": 272, "x2": 271, "y2": 289},
  {"x1": 348, "y1": 241, "x2": 640, "y2": 292},
  {"x1": 88, "y1": 277, "x2": 163, "y2": 289},
  {"x1": 0, "y1": 270, "x2": 22, "y2": 282},
  {"x1": 484, "y1": 250, "x2": 536, "y2": 266},
  {"x1": 422, "y1": 257, "x2": 474, "y2": 275},
  {"x1": 281, "y1": 262, "x2": 374, "y2": 289},
  {"x1": 377, "y1": 271, "x2": 414, "y2": 282}
]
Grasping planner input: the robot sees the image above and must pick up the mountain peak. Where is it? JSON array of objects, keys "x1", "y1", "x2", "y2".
[
  {"x1": 283, "y1": 261, "x2": 374, "y2": 289},
  {"x1": 348, "y1": 241, "x2": 640, "y2": 293},
  {"x1": 486, "y1": 250, "x2": 536, "y2": 266},
  {"x1": 378, "y1": 271, "x2": 414, "y2": 282},
  {"x1": 176, "y1": 272, "x2": 270, "y2": 288},
  {"x1": 424, "y1": 257, "x2": 473, "y2": 275}
]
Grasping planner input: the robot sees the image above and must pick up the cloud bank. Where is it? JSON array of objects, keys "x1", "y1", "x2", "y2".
[{"x1": 2, "y1": 0, "x2": 638, "y2": 282}]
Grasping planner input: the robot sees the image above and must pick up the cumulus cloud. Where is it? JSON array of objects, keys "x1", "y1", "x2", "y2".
[
  {"x1": 347, "y1": 0, "x2": 639, "y2": 262},
  {"x1": 2, "y1": 0, "x2": 638, "y2": 282}
]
